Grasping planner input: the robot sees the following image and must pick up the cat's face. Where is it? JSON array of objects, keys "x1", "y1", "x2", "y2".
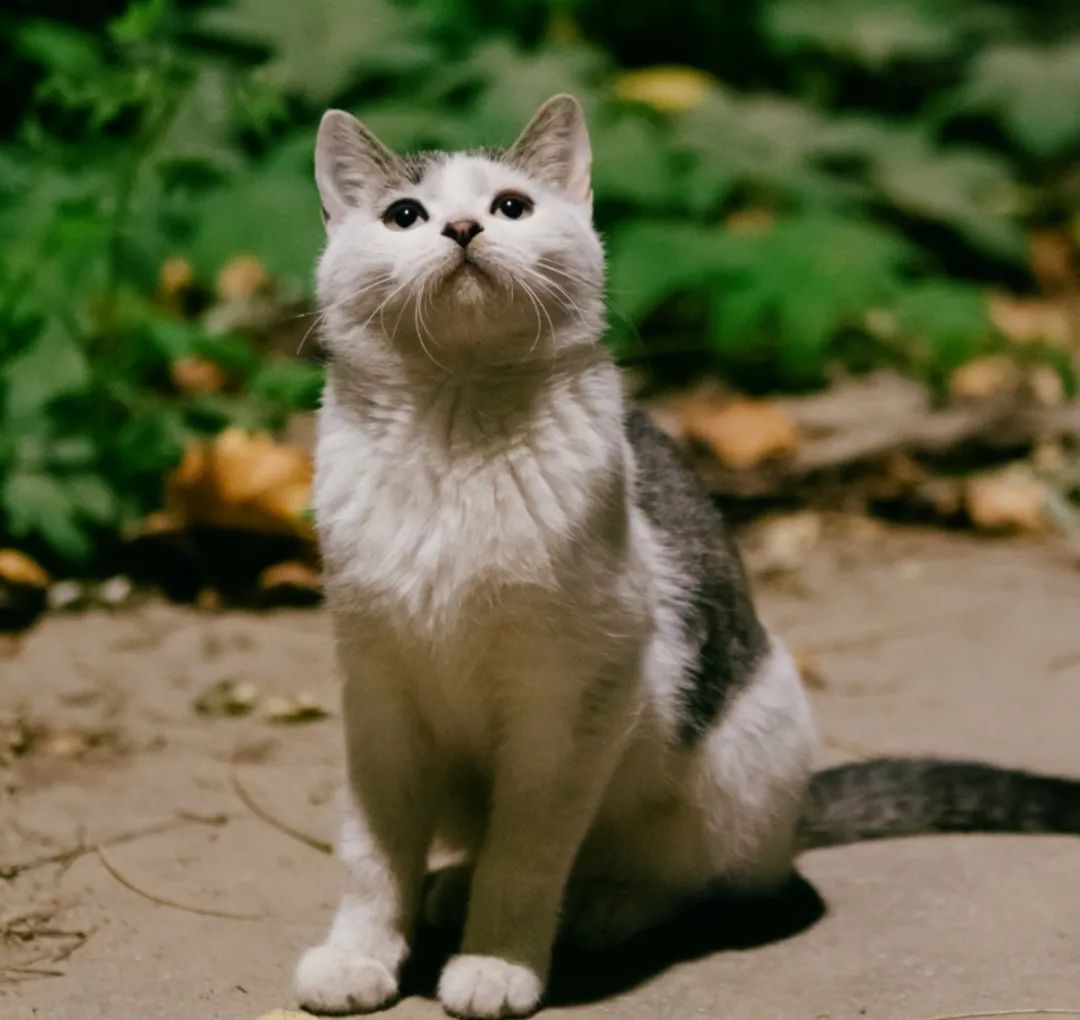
[{"x1": 314, "y1": 95, "x2": 604, "y2": 372}]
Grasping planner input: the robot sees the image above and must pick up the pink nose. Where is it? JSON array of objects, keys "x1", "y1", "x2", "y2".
[{"x1": 442, "y1": 220, "x2": 483, "y2": 248}]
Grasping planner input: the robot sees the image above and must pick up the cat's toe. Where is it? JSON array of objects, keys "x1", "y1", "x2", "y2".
[
  {"x1": 437, "y1": 954, "x2": 542, "y2": 1018},
  {"x1": 295, "y1": 944, "x2": 398, "y2": 1014}
]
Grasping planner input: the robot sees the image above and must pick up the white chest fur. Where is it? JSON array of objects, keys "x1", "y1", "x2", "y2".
[{"x1": 314, "y1": 359, "x2": 626, "y2": 642}]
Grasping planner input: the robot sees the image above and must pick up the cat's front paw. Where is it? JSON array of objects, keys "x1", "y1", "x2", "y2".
[
  {"x1": 437, "y1": 954, "x2": 542, "y2": 1018},
  {"x1": 295, "y1": 944, "x2": 398, "y2": 1014}
]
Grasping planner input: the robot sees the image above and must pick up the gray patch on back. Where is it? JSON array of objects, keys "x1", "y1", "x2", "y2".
[{"x1": 624, "y1": 409, "x2": 767, "y2": 743}]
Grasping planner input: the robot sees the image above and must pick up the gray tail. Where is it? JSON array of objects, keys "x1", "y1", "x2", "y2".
[{"x1": 798, "y1": 757, "x2": 1080, "y2": 851}]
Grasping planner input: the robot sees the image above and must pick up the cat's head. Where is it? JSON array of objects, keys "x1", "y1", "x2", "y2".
[{"x1": 314, "y1": 95, "x2": 604, "y2": 374}]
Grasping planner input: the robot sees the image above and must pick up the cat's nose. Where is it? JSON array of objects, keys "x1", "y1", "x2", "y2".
[{"x1": 442, "y1": 219, "x2": 483, "y2": 248}]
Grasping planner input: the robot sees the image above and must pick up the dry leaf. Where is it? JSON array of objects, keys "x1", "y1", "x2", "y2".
[
  {"x1": 966, "y1": 470, "x2": 1047, "y2": 532},
  {"x1": 988, "y1": 292, "x2": 1072, "y2": 346},
  {"x1": 743, "y1": 512, "x2": 822, "y2": 575},
  {"x1": 1028, "y1": 229, "x2": 1075, "y2": 293},
  {"x1": 0, "y1": 550, "x2": 49, "y2": 631},
  {"x1": 262, "y1": 692, "x2": 329, "y2": 725},
  {"x1": 723, "y1": 208, "x2": 775, "y2": 234},
  {"x1": 41, "y1": 731, "x2": 91, "y2": 758},
  {"x1": 677, "y1": 396, "x2": 799, "y2": 469},
  {"x1": 795, "y1": 652, "x2": 827, "y2": 691},
  {"x1": 194, "y1": 679, "x2": 260, "y2": 717},
  {"x1": 158, "y1": 257, "x2": 194, "y2": 300},
  {"x1": 258, "y1": 561, "x2": 322, "y2": 606},
  {"x1": 217, "y1": 255, "x2": 269, "y2": 301},
  {"x1": 948, "y1": 356, "x2": 1021, "y2": 400},
  {"x1": 1028, "y1": 364, "x2": 1066, "y2": 406},
  {"x1": 166, "y1": 429, "x2": 314, "y2": 538},
  {"x1": 171, "y1": 357, "x2": 228, "y2": 394},
  {"x1": 0, "y1": 550, "x2": 49, "y2": 589},
  {"x1": 613, "y1": 66, "x2": 716, "y2": 112}
]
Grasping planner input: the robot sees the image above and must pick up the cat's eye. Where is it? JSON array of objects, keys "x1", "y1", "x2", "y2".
[
  {"x1": 383, "y1": 199, "x2": 429, "y2": 230},
  {"x1": 491, "y1": 192, "x2": 533, "y2": 220}
]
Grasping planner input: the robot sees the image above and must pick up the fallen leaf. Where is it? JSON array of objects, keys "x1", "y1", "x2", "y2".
[
  {"x1": 0, "y1": 550, "x2": 49, "y2": 631},
  {"x1": 1028, "y1": 229, "x2": 1075, "y2": 294},
  {"x1": 262, "y1": 692, "x2": 329, "y2": 725},
  {"x1": 257, "y1": 561, "x2": 322, "y2": 606},
  {"x1": 966, "y1": 470, "x2": 1047, "y2": 532},
  {"x1": 795, "y1": 652, "x2": 827, "y2": 691},
  {"x1": 41, "y1": 732, "x2": 91, "y2": 758},
  {"x1": 676, "y1": 396, "x2": 799, "y2": 469},
  {"x1": 988, "y1": 292, "x2": 1072, "y2": 345},
  {"x1": 217, "y1": 255, "x2": 269, "y2": 301},
  {"x1": 171, "y1": 357, "x2": 228, "y2": 394},
  {"x1": 613, "y1": 66, "x2": 717, "y2": 113},
  {"x1": 158, "y1": 257, "x2": 195, "y2": 300},
  {"x1": 743, "y1": 512, "x2": 822, "y2": 575},
  {"x1": 948, "y1": 356, "x2": 1021, "y2": 400},
  {"x1": 1028, "y1": 364, "x2": 1066, "y2": 406},
  {"x1": 194, "y1": 679, "x2": 260, "y2": 718},
  {"x1": 0, "y1": 550, "x2": 49, "y2": 589},
  {"x1": 166, "y1": 429, "x2": 314, "y2": 538}
]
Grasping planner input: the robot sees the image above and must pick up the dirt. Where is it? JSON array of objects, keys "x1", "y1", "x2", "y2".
[{"x1": 2, "y1": 522, "x2": 1079, "y2": 1020}]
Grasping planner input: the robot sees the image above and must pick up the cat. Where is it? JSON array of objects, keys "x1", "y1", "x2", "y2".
[{"x1": 294, "y1": 94, "x2": 1080, "y2": 1019}]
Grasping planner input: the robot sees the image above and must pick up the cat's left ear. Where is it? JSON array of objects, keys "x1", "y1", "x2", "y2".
[
  {"x1": 315, "y1": 109, "x2": 403, "y2": 229},
  {"x1": 508, "y1": 94, "x2": 592, "y2": 207}
]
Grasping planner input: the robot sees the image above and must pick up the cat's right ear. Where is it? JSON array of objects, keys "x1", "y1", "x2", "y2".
[{"x1": 315, "y1": 110, "x2": 403, "y2": 229}]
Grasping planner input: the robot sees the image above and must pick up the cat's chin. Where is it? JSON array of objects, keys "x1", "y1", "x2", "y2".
[{"x1": 438, "y1": 262, "x2": 497, "y2": 306}]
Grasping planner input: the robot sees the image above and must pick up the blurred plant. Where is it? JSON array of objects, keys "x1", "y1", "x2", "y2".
[{"x1": 1, "y1": 0, "x2": 1078, "y2": 566}]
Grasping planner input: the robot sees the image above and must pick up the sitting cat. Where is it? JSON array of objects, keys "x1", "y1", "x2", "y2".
[{"x1": 295, "y1": 94, "x2": 1080, "y2": 1018}]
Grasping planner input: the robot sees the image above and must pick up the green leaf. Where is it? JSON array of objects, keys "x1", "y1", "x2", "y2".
[
  {"x1": 194, "y1": 0, "x2": 437, "y2": 104},
  {"x1": 184, "y1": 134, "x2": 322, "y2": 290},
  {"x1": 605, "y1": 220, "x2": 736, "y2": 325},
  {"x1": 947, "y1": 42, "x2": 1080, "y2": 158},
  {"x1": 63, "y1": 474, "x2": 120, "y2": 526},
  {"x1": 2, "y1": 319, "x2": 91, "y2": 423},
  {"x1": 765, "y1": 0, "x2": 963, "y2": 68},
  {"x1": 591, "y1": 113, "x2": 677, "y2": 209},
  {"x1": 247, "y1": 360, "x2": 324, "y2": 410},
  {"x1": 2, "y1": 471, "x2": 92, "y2": 561},
  {"x1": 816, "y1": 121, "x2": 1023, "y2": 259},
  {"x1": 709, "y1": 214, "x2": 916, "y2": 385},
  {"x1": 892, "y1": 279, "x2": 992, "y2": 374}
]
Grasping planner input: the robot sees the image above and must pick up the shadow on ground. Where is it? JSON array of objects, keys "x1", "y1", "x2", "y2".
[{"x1": 399, "y1": 872, "x2": 825, "y2": 1007}]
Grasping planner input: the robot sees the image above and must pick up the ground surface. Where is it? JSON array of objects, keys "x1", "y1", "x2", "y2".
[{"x1": 2, "y1": 523, "x2": 1079, "y2": 1020}]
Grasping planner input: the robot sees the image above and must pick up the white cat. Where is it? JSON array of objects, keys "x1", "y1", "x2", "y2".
[{"x1": 294, "y1": 95, "x2": 1080, "y2": 1019}]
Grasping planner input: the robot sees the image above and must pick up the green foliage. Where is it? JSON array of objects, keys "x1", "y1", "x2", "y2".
[{"x1": 3, "y1": 0, "x2": 1078, "y2": 565}]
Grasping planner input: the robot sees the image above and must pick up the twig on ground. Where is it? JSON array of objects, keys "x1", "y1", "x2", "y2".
[
  {"x1": 0, "y1": 814, "x2": 229, "y2": 880},
  {"x1": 229, "y1": 768, "x2": 332, "y2": 855},
  {"x1": 94, "y1": 847, "x2": 261, "y2": 921},
  {"x1": 918, "y1": 1010, "x2": 1080, "y2": 1019}
]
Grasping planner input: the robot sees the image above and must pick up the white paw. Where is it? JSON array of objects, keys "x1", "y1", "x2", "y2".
[
  {"x1": 437, "y1": 954, "x2": 542, "y2": 1018},
  {"x1": 294, "y1": 943, "x2": 398, "y2": 1014}
]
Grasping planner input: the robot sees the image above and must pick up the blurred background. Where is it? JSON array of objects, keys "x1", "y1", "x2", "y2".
[
  {"x1": 4, "y1": 5, "x2": 1080, "y2": 1011},
  {"x1": 1, "y1": 0, "x2": 1080, "y2": 616}
]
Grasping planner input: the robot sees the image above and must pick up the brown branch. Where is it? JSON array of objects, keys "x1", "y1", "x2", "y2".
[
  {"x1": 94, "y1": 847, "x2": 261, "y2": 921},
  {"x1": 1, "y1": 814, "x2": 228, "y2": 881},
  {"x1": 229, "y1": 768, "x2": 332, "y2": 856}
]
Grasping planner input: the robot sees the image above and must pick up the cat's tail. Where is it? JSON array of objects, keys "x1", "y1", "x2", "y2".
[{"x1": 797, "y1": 757, "x2": 1080, "y2": 851}]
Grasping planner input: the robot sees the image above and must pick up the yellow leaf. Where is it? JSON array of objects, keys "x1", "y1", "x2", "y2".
[
  {"x1": 0, "y1": 549, "x2": 50, "y2": 588},
  {"x1": 166, "y1": 430, "x2": 314, "y2": 538},
  {"x1": 675, "y1": 396, "x2": 799, "y2": 469},
  {"x1": 613, "y1": 66, "x2": 716, "y2": 113}
]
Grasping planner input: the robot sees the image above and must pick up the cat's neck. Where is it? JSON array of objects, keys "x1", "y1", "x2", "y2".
[{"x1": 323, "y1": 335, "x2": 622, "y2": 459}]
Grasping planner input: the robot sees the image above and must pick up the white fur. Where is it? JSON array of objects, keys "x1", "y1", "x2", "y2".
[{"x1": 296, "y1": 96, "x2": 817, "y2": 1018}]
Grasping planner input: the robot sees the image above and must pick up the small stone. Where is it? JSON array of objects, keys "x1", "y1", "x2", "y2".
[
  {"x1": 47, "y1": 580, "x2": 85, "y2": 611},
  {"x1": 97, "y1": 576, "x2": 133, "y2": 607}
]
